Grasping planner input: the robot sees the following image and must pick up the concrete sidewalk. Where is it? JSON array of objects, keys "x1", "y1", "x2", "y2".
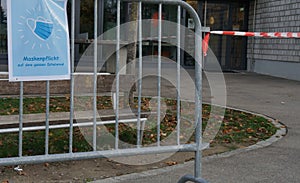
[{"x1": 95, "y1": 72, "x2": 300, "y2": 183}]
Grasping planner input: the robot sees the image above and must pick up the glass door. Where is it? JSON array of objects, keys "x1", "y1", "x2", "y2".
[
  {"x1": 204, "y1": 3, "x2": 230, "y2": 69},
  {"x1": 203, "y1": 1, "x2": 248, "y2": 70},
  {"x1": 229, "y1": 3, "x2": 248, "y2": 70},
  {"x1": 184, "y1": 0, "x2": 249, "y2": 70}
]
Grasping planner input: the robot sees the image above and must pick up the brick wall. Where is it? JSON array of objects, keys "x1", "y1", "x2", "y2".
[{"x1": 247, "y1": 0, "x2": 300, "y2": 64}]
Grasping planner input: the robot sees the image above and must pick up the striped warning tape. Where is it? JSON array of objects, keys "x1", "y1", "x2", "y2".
[
  {"x1": 202, "y1": 31, "x2": 300, "y2": 56},
  {"x1": 210, "y1": 31, "x2": 300, "y2": 38}
]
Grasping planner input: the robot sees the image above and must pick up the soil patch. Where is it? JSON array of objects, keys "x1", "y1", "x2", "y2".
[{"x1": 0, "y1": 143, "x2": 250, "y2": 183}]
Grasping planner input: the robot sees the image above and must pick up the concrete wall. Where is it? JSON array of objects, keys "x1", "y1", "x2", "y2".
[{"x1": 247, "y1": 0, "x2": 300, "y2": 81}]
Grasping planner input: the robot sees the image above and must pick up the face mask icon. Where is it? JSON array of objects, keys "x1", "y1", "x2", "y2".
[{"x1": 27, "y1": 17, "x2": 53, "y2": 41}]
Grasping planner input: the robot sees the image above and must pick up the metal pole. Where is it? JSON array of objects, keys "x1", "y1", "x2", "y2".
[
  {"x1": 137, "y1": 1, "x2": 143, "y2": 147},
  {"x1": 69, "y1": 0, "x2": 76, "y2": 154},
  {"x1": 157, "y1": 3, "x2": 162, "y2": 146},
  {"x1": 194, "y1": 16, "x2": 203, "y2": 179},
  {"x1": 176, "y1": 5, "x2": 181, "y2": 146},
  {"x1": 93, "y1": 0, "x2": 98, "y2": 152},
  {"x1": 115, "y1": 0, "x2": 121, "y2": 149},
  {"x1": 18, "y1": 81, "x2": 24, "y2": 157},
  {"x1": 45, "y1": 81, "x2": 50, "y2": 155}
]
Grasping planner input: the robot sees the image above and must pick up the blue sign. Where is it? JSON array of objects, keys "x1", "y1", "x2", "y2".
[{"x1": 7, "y1": 0, "x2": 70, "y2": 81}]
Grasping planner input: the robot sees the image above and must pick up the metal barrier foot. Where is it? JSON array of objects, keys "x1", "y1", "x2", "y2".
[{"x1": 178, "y1": 174, "x2": 209, "y2": 183}]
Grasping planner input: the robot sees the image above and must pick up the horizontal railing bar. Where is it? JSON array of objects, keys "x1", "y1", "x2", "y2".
[
  {"x1": 0, "y1": 73, "x2": 112, "y2": 81},
  {"x1": 72, "y1": 72, "x2": 111, "y2": 76},
  {"x1": 0, "y1": 143, "x2": 209, "y2": 166},
  {"x1": 0, "y1": 118, "x2": 147, "y2": 134}
]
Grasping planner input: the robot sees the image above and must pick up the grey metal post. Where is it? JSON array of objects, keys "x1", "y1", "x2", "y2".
[
  {"x1": 157, "y1": 3, "x2": 162, "y2": 146},
  {"x1": 69, "y1": 0, "x2": 76, "y2": 154},
  {"x1": 18, "y1": 81, "x2": 24, "y2": 157},
  {"x1": 115, "y1": 0, "x2": 121, "y2": 149},
  {"x1": 45, "y1": 81, "x2": 50, "y2": 155},
  {"x1": 93, "y1": 0, "x2": 98, "y2": 151},
  {"x1": 176, "y1": 5, "x2": 181, "y2": 146},
  {"x1": 137, "y1": 1, "x2": 143, "y2": 147},
  {"x1": 194, "y1": 12, "x2": 203, "y2": 180}
]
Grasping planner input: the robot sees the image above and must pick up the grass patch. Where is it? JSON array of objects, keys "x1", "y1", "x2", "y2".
[{"x1": 0, "y1": 96, "x2": 278, "y2": 158}]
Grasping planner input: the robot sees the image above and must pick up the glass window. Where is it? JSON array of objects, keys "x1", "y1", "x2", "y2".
[
  {"x1": 0, "y1": 0, "x2": 7, "y2": 72},
  {"x1": 80, "y1": 0, "x2": 95, "y2": 39},
  {"x1": 0, "y1": 0, "x2": 7, "y2": 54},
  {"x1": 140, "y1": 4, "x2": 178, "y2": 60}
]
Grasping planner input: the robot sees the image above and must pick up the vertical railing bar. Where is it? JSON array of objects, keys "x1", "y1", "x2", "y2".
[
  {"x1": 176, "y1": 5, "x2": 181, "y2": 146},
  {"x1": 194, "y1": 19, "x2": 203, "y2": 178},
  {"x1": 137, "y1": 1, "x2": 143, "y2": 148},
  {"x1": 157, "y1": 3, "x2": 162, "y2": 146},
  {"x1": 93, "y1": 0, "x2": 98, "y2": 152},
  {"x1": 69, "y1": 0, "x2": 76, "y2": 154},
  {"x1": 18, "y1": 81, "x2": 23, "y2": 157},
  {"x1": 45, "y1": 81, "x2": 50, "y2": 155},
  {"x1": 115, "y1": 0, "x2": 121, "y2": 150}
]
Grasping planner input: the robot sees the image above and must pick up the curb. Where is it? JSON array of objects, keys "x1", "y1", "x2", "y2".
[{"x1": 91, "y1": 108, "x2": 287, "y2": 183}]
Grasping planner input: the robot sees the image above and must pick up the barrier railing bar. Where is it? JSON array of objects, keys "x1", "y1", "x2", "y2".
[
  {"x1": 178, "y1": 174, "x2": 209, "y2": 183},
  {"x1": 69, "y1": 0, "x2": 76, "y2": 154},
  {"x1": 176, "y1": 5, "x2": 181, "y2": 146},
  {"x1": 194, "y1": 18, "x2": 203, "y2": 179},
  {"x1": 115, "y1": 0, "x2": 121, "y2": 149},
  {"x1": 137, "y1": 1, "x2": 143, "y2": 148},
  {"x1": 18, "y1": 81, "x2": 23, "y2": 157},
  {"x1": 0, "y1": 144, "x2": 208, "y2": 166},
  {"x1": 93, "y1": 0, "x2": 98, "y2": 152},
  {"x1": 157, "y1": 3, "x2": 162, "y2": 146},
  {"x1": 2, "y1": 1, "x2": 207, "y2": 182},
  {"x1": 45, "y1": 81, "x2": 50, "y2": 155}
]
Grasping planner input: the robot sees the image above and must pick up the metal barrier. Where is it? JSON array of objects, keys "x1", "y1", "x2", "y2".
[{"x1": 0, "y1": 0, "x2": 208, "y2": 182}]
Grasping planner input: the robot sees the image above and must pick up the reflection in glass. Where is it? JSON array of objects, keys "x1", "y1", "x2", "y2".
[{"x1": 0, "y1": 0, "x2": 7, "y2": 54}]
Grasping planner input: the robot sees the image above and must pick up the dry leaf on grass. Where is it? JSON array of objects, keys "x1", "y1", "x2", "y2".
[{"x1": 165, "y1": 161, "x2": 178, "y2": 166}]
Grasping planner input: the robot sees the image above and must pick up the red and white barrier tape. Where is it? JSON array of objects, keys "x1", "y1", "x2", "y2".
[
  {"x1": 202, "y1": 31, "x2": 300, "y2": 56},
  {"x1": 210, "y1": 31, "x2": 300, "y2": 38}
]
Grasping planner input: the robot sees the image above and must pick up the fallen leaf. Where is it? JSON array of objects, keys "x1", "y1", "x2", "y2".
[
  {"x1": 18, "y1": 171, "x2": 27, "y2": 176},
  {"x1": 246, "y1": 128, "x2": 255, "y2": 133},
  {"x1": 165, "y1": 161, "x2": 177, "y2": 166},
  {"x1": 56, "y1": 107, "x2": 62, "y2": 110},
  {"x1": 161, "y1": 132, "x2": 167, "y2": 137}
]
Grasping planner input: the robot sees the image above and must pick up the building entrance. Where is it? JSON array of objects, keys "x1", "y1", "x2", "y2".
[{"x1": 186, "y1": 0, "x2": 249, "y2": 70}]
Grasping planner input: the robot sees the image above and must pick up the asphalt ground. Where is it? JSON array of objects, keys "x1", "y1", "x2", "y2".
[{"x1": 95, "y1": 71, "x2": 300, "y2": 183}]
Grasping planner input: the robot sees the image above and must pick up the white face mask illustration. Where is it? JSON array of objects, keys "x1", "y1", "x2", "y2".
[{"x1": 27, "y1": 17, "x2": 53, "y2": 41}]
